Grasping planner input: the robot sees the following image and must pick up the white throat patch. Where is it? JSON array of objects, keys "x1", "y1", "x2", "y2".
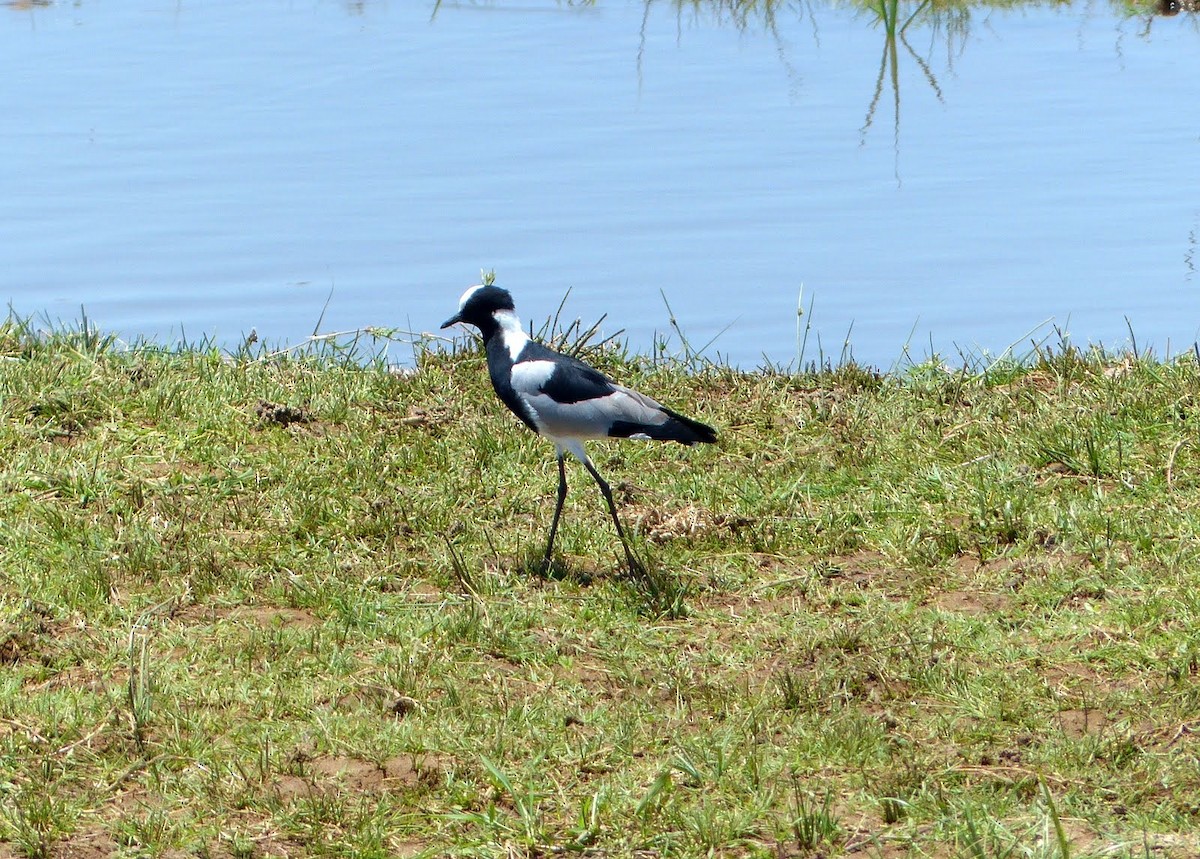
[{"x1": 494, "y1": 310, "x2": 528, "y2": 362}]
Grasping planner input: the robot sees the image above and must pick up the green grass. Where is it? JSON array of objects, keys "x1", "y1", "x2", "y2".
[{"x1": 2, "y1": 313, "x2": 1200, "y2": 857}]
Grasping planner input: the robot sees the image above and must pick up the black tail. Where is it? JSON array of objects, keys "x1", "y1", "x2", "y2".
[{"x1": 609, "y1": 407, "x2": 718, "y2": 446}]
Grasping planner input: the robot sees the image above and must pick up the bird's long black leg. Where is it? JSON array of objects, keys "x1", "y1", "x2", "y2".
[
  {"x1": 542, "y1": 454, "x2": 569, "y2": 572},
  {"x1": 582, "y1": 458, "x2": 644, "y2": 575}
]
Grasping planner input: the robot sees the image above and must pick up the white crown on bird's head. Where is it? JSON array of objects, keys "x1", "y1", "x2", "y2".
[{"x1": 441, "y1": 285, "x2": 516, "y2": 330}]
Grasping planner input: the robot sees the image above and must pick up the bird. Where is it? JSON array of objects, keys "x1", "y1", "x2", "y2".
[{"x1": 441, "y1": 284, "x2": 718, "y2": 575}]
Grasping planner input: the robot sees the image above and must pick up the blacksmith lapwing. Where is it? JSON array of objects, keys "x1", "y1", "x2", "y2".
[{"x1": 441, "y1": 284, "x2": 718, "y2": 574}]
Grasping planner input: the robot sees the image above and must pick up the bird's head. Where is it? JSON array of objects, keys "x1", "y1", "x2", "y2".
[{"x1": 441, "y1": 284, "x2": 516, "y2": 332}]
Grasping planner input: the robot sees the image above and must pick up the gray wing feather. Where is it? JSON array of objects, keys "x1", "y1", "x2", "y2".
[{"x1": 525, "y1": 384, "x2": 668, "y2": 440}]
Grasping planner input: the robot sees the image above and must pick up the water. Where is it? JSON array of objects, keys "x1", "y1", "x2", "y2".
[{"x1": 2, "y1": 0, "x2": 1197, "y2": 368}]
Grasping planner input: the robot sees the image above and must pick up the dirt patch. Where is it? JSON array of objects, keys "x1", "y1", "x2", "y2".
[
  {"x1": 551, "y1": 658, "x2": 612, "y2": 690},
  {"x1": 1042, "y1": 662, "x2": 1112, "y2": 690},
  {"x1": 233, "y1": 607, "x2": 319, "y2": 629},
  {"x1": 1131, "y1": 719, "x2": 1200, "y2": 752},
  {"x1": 1136, "y1": 833, "x2": 1200, "y2": 859},
  {"x1": 403, "y1": 580, "x2": 445, "y2": 602},
  {"x1": 708, "y1": 592, "x2": 808, "y2": 624},
  {"x1": 701, "y1": 549, "x2": 905, "y2": 601},
  {"x1": 43, "y1": 827, "x2": 122, "y2": 859},
  {"x1": 330, "y1": 685, "x2": 421, "y2": 718},
  {"x1": 198, "y1": 823, "x2": 298, "y2": 858},
  {"x1": 819, "y1": 551, "x2": 912, "y2": 595},
  {"x1": 396, "y1": 404, "x2": 453, "y2": 429},
  {"x1": 1056, "y1": 707, "x2": 1109, "y2": 738},
  {"x1": 142, "y1": 458, "x2": 209, "y2": 480},
  {"x1": 957, "y1": 550, "x2": 1094, "y2": 592},
  {"x1": 824, "y1": 550, "x2": 888, "y2": 575},
  {"x1": 175, "y1": 604, "x2": 319, "y2": 629},
  {"x1": 270, "y1": 774, "x2": 316, "y2": 803},
  {"x1": 28, "y1": 664, "x2": 115, "y2": 697},
  {"x1": 271, "y1": 753, "x2": 446, "y2": 802},
  {"x1": 932, "y1": 589, "x2": 1013, "y2": 615},
  {"x1": 1039, "y1": 661, "x2": 1138, "y2": 703}
]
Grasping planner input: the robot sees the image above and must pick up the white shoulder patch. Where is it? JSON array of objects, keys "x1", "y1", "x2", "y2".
[{"x1": 511, "y1": 359, "x2": 557, "y2": 394}]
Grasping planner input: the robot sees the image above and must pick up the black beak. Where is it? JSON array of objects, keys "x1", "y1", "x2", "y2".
[{"x1": 440, "y1": 313, "x2": 462, "y2": 330}]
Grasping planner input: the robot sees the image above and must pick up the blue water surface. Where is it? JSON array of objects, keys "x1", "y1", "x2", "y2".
[{"x1": 2, "y1": 0, "x2": 1197, "y2": 368}]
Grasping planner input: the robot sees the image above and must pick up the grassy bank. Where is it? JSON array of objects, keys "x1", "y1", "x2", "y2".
[{"x1": 2, "y1": 316, "x2": 1200, "y2": 858}]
